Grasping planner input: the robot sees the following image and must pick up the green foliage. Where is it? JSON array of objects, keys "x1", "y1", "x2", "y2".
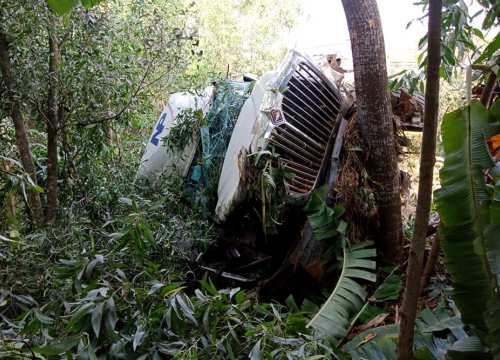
[
  {"x1": 435, "y1": 100, "x2": 500, "y2": 355},
  {"x1": 475, "y1": 34, "x2": 500, "y2": 67},
  {"x1": 304, "y1": 186, "x2": 347, "y2": 242},
  {"x1": 475, "y1": 0, "x2": 500, "y2": 31},
  {"x1": 0, "y1": 225, "x2": 337, "y2": 359},
  {"x1": 392, "y1": 0, "x2": 499, "y2": 93},
  {"x1": 307, "y1": 241, "x2": 376, "y2": 342},
  {"x1": 344, "y1": 302, "x2": 482, "y2": 360},
  {"x1": 186, "y1": 81, "x2": 252, "y2": 217},
  {"x1": 372, "y1": 272, "x2": 402, "y2": 302},
  {"x1": 389, "y1": 69, "x2": 426, "y2": 94},
  {"x1": 46, "y1": 0, "x2": 104, "y2": 15},
  {"x1": 247, "y1": 148, "x2": 295, "y2": 236},
  {"x1": 0, "y1": 0, "x2": 198, "y2": 222},
  {"x1": 189, "y1": 0, "x2": 301, "y2": 79},
  {"x1": 164, "y1": 109, "x2": 204, "y2": 153},
  {"x1": 46, "y1": 0, "x2": 80, "y2": 15}
]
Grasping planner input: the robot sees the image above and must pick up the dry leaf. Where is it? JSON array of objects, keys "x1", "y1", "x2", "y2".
[
  {"x1": 355, "y1": 333, "x2": 377, "y2": 348},
  {"x1": 356, "y1": 313, "x2": 389, "y2": 332},
  {"x1": 487, "y1": 134, "x2": 500, "y2": 157}
]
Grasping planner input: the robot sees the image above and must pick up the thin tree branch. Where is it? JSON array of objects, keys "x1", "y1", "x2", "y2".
[
  {"x1": 0, "y1": 168, "x2": 18, "y2": 177},
  {"x1": 76, "y1": 33, "x2": 184, "y2": 127},
  {"x1": 471, "y1": 64, "x2": 493, "y2": 73},
  {"x1": 79, "y1": 60, "x2": 152, "y2": 126},
  {"x1": 420, "y1": 235, "x2": 440, "y2": 295},
  {"x1": 397, "y1": 0, "x2": 442, "y2": 358},
  {"x1": 480, "y1": 72, "x2": 497, "y2": 108},
  {"x1": 0, "y1": 31, "x2": 43, "y2": 224},
  {"x1": 45, "y1": 19, "x2": 60, "y2": 225}
]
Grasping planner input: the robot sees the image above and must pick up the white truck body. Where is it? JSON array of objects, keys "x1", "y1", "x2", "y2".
[{"x1": 136, "y1": 88, "x2": 213, "y2": 183}]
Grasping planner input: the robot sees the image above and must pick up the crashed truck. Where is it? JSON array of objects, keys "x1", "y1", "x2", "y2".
[
  {"x1": 136, "y1": 50, "x2": 350, "y2": 222},
  {"x1": 135, "y1": 51, "x2": 426, "y2": 338}
]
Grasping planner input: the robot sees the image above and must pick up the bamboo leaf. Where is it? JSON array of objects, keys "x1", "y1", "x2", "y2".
[
  {"x1": 474, "y1": 34, "x2": 500, "y2": 64},
  {"x1": 33, "y1": 337, "x2": 80, "y2": 356},
  {"x1": 91, "y1": 302, "x2": 104, "y2": 339},
  {"x1": 249, "y1": 339, "x2": 261, "y2": 360}
]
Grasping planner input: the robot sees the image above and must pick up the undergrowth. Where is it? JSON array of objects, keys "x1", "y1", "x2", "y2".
[
  {"x1": 0, "y1": 131, "x2": 343, "y2": 359},
  {"x1": 0, "y1": 117, "x2": 471, "y2": 360},
  {"x1": 0, "y1": 220, "x2": 340, "y2": 359}
]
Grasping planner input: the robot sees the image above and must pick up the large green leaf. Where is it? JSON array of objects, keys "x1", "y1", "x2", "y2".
[
  {"x1": 46, "y1": 0, "x2": 79, "y2": 15},
  {"x1": 32, "y1": 337, "x2": 80, "y2": 356},
  {"x1": 436, "y1": 100, "x2": 500, "y2": 354},
  {"x1": 436, "y1": 102, "x2": 492, "y2": 327},
  {"x1": 344, "y1": 306, "x2": 486, "y2": 360},
  {"x1": 46, "y1": 0, "x2": 104, "y2": 15},
  {"x1": 373, "y1": 272, "x2": 402, "y2": 302},
  {"x1": 474, "y1": 34, "x2": 500, "y2": 65},
  {"x1": 81, "y1": 0, "x2": 104, "y2": 9},
  {"x1": 307, "y1": 241, "x2": 376, "y2": 342},
  {"x1": 304, "y1": 186, "x2": 346, "y2": 241}
]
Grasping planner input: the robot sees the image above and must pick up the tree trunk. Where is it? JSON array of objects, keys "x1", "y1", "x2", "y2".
[
  {"x1": 480, "y1": 72, "x2": 497, "y2": 108},
  {"x1": 46, "y1": 24, "x2": 60, "y2": 225},
  {"x1": 0, "y1": 32, "x2": 44, "y2": 225},
  {"x1": 341, "y1": 0, "x2": 402, "y2": 263},
  {"x1": 3, "y1": 162, "x2": 17, "y2": 225},
  {"x1": 397, "y1": 1, "x2": 442, "y2": 359},
  {"x1": 420, "y1": 235, "x2": 440, "y2": 295}
]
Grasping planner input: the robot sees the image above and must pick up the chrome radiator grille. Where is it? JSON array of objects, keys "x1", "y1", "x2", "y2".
[{"x1": 266, "y1": 59, "x2": 343, "y2": 198}]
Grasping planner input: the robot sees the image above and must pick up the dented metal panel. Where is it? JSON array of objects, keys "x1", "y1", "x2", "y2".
[{"x1": 215, "y1": 72, "x2": 277, "y2": 222}]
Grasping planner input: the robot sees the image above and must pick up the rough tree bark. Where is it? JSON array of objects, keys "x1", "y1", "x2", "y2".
[
  {"x1": 420, "y1": 236, "x2": 440, "y2": 295},
  {"x1": 0, "y1": 32, "x2": 44, "y2": 225},
  {"x1": 480, "y1": 72, "x2": 497, "y2": 108},
  {"x1": 341, "y1": 0, "x2": 402, "y2": 263},
  {"x1": 46, "y1": 24, "x2": 60, "y2": 225},
  {"x1": 397, "y1": 1, "x2": 442, "y2": 359},
  {"x1": 3, "y1": 162, "x2": 17, "y2": 222}
]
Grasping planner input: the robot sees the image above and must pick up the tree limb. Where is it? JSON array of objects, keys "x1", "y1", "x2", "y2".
[
  {"x1": 45, "y1": 20, "x2": 60, "y2": 225},
  {"x1": 79, "y1": 57, "x2": 153, "y2": 126},
  {"x1": 0, "y1": 31, "x2": 44, "y2": 225},
  {"x1": 398, "y1": 0, "x2": 442, "y2": 358},
  {"x1": 480, "y1": 72, "x2": 497, "y2": 108}
]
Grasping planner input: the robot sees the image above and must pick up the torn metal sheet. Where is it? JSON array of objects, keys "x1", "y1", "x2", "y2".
[
  {"x1": 215, "y1": 72, "x2": 277, "y2": 221},
  {"x1": 185, "y1": 81, "x2": 252, "y2": 213}
]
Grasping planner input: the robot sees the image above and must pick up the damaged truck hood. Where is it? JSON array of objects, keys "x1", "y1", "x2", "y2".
[{"x1": 216, "y1": 50, "x2": 345, "y2": 222}]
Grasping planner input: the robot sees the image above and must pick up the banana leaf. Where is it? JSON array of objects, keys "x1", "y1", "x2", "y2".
[
  {"x1": 307, "y1": 241, "x2": 376, "y2": 342},
  {"x1": 344, "y1": 306, "x2": 487, "y2": 360},
  {"x1": 435, "y1": 100, "x2": 500, "y2": 355}
]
